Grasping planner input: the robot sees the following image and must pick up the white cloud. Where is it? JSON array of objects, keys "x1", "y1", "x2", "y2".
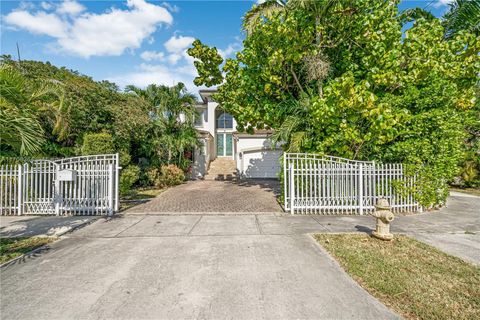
[
  {"x1": 164, "y1": 35, "x2": 195, "y2": 53},
  {"x1": 175, "y1": 63, "x2": 197, "y2": 77},
  {"x1": 108, "y1": 63, "x2": 194, "y2": 89},
  {"x1": 4, "y1": 0, "x2": 173, "y2": 58},
  {"x1": 433, "y1": 0, "x2": 454, "y2": 8},
  {"x1": 167, "y1": 53, "x2": 182, "y2": 64},
  {"x1": 140, "y1": 50, "x2": 165, "y2": 61},
  {"x1": 162, "y1": 34, "x2": 195, "y2": 65},
  {"x1": 218, "y1": 41, "x2": 242, "y2": 59},
  {"x1": 40, "y1": 2, "x2": 53, "y2": 10},
  {"x1": 57, "y1": 0, "x2": 85, "y2": 15},
  {"x1": 108, "y1": 39, "x2": 240, "y2": 94},
  {"x1": 4, "y1": 10, "x2": 67, "y2": 38},
  {"x1": 18, "y1": 2, "x2": 36, "y2": 10},
  {"x1": 162, "y1": 2, "x2": 180, "y2": 13},
  {"x1": 109, "y1": 34, "x2": 197, "y2": 89}
]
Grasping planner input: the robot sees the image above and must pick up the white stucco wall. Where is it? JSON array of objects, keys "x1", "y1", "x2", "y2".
[
  {"x1": 206, "y1": 101, "x2": 217, "y2": 137},
  {"x1": 191, "y1": 136, "x2": 212, "y2": 179},
  {"x1": 235, "y1": 136, "x2": 282, "y2": 178}
]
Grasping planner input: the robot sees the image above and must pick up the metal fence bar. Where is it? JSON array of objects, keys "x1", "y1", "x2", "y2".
[
  {"x1": 0, "y1": 154, "x2": 120, "y2": 216},
  {"x1": 285, "y1": 153, "x2": 419, "y2": 215}
]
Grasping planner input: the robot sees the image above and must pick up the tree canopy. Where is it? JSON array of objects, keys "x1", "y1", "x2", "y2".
[
  {"x1": 0, "y1": 56, "x2": 199, "y2": 190},
  {"x1": 188, "y1": 0, "x2": 480, "y2": 207}
]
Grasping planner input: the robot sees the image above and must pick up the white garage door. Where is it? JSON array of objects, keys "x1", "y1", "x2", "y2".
[{"x1": 242, "y1": 150, "x2": 282, "y2": 178}]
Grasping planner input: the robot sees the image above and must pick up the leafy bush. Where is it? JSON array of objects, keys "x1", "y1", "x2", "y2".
[
  {"x1": 119, "y1": 165, "x2": 140, "y2": 195},
  {"x1": 459, "y1": 160, "x2": 480, "y2": 188},
  {"x1": 145, "y1": 167, "x2": 160, "y2": 187},
  {"x1": 118, "y1": 149, "x2": 131, "y2": 167},
  {"x1": 158, "y1": 164, "x2": 185, "y2": 187},
  {"x1": 81, "y1": 132, "x2": 115, "y2": 155}
]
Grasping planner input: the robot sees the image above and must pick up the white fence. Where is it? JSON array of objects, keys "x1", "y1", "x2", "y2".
[
  {"x1": 0, "y1": 154, "x2": 120, "y2": 216},
  {"x1": 284, "y1": 153, "x2": 419, "y2": 214}
]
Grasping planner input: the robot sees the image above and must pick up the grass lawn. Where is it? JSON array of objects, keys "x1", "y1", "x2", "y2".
[
  {"x1": 0, "y1": 237, "x2": 55, "y2": 264},
  {"x1": 121, "y1": 187, "x2": 165, "y2": 201},
  {"x1": 314, "y1": 234, "x2": 480, "y2": 320},
  {"x1": 120, "y1": 187, "x2": 165, "y2": 211}
]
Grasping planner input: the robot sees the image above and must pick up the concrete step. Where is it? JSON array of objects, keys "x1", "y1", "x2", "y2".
[{"x1": 204, "y1": 158, "x2": 237, "y2": 181}]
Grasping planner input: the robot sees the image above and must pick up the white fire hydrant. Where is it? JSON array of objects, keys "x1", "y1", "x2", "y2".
[{"x1": 371, "y1": 198, "x2": 394, "y2": 241}]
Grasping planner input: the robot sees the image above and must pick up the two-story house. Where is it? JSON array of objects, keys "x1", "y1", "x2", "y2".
[{"x1": 191, "y1": 89, "x2": 282, "y2": 180}]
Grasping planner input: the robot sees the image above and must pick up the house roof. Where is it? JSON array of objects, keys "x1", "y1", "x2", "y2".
[
  {"x1": 199, "y1": 88, "x2": 218, "y2": 103},
  {"x1": 233, "y1": 129, "x2": 275, "y2": 138},
  {"x1": 196, "y1": 130, "x2": 213, "y2": 139}
]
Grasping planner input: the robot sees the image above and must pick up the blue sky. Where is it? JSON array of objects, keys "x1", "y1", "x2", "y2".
[{"x1": 0, "y1": 0, "x2": 452, "y2": 92}]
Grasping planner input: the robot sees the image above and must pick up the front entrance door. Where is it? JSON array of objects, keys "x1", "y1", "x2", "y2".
[{"x1": 216, "y1": 133, "x2": 233, "y2": 157}]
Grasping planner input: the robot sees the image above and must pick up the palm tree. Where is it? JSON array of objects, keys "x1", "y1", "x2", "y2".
[
  {"x1": 243, "y1": 0, "x2": 286, "y2": 35},
  {"x1": 242, "y1": 0, "x2": 336, "y2": 36},
  {"x1": 0, "y1": 65, "x2": 65, "y2": 157},
  {"x1": 126, "y1": 83, "x2": 199, "y2": 168},
  {"x1": 443, "y1": 0, "x2": 480, "y2": 38},
  {"x1": 125, "y1": 84, "x2": 164, "y2": 115},
  {"x1": 270, "y1": 95, "x2": 311, "y2": 153}
]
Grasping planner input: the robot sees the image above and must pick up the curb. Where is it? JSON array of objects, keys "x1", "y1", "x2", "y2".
[{"x1": 52, "y1": 217, "x2": 100, "y2": 237}]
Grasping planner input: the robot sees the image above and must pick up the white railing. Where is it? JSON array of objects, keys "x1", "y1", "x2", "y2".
[
  {"x1": 0, "y1": 165, "x2": 22, "y2": 215},
  {"x1": 284, "y1": 153, "x2": 419, "y2": 214},
  {"x1": 0, "y1": 154, "x2": 120, "y2": 216}
]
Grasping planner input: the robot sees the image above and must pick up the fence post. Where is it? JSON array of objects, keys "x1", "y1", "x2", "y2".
[
  {"x1": 108, "y1": 164, "x2": 114, "y2": 216},
  {"x1": 289, "y1": 163, "x2": 295, "y2": 214},
  {"x1": 17, "y1": 164, "x2": 22, "y2": 215},
  {"x1": 358, "y1": 163, "x2": 364, "y2": 215},
  {"x1": 114, "y1": 153, "x2": 119, "y2": 213},
  {"x1": 284, "y1": 154, "x2": 287, "y2": 211},
  {"x1": 54, "y1": 166, "x2": 60, "y2": 215}
]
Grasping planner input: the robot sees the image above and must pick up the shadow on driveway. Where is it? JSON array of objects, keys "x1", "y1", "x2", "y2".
[{"x1": 0, "y1": 216, "x2": 97, "y2": 238}]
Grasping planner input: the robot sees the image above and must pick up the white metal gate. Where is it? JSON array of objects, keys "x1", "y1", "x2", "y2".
[
  {"x1": 284, "y1": 153, "x2": 419, "y2": 214},
  {"x1": 0, "y1": 154, "x2": 120, "y2": 216}
]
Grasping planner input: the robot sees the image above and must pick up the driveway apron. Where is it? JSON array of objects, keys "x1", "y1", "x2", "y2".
[{"x1": 0, "y1": 214, "x2": 398, "y2": 320}]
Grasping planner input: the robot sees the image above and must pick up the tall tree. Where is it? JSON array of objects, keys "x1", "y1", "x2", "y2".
[
  {"x1": 125, "y1": 83, "x2": 199, "y2": 168},
  {"x1": 189, "y1": 0, "x2": 480, "y2": 207},
  {"x1": 0, "y1": 64, "x2": 64, "y2": 157},
  {"x1": 443, "y1": 0, "x2": 480, "y2": 38}
]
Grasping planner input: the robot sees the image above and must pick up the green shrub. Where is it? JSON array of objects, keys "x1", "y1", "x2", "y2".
[
  {"x1": 145, "y1": 167, "x2": 160, "y2": 187},
  {"x1": 158, "y1": 164, "x2": 185, "y2": 187},
  {"x1": 119, "y1": 165, "x2": 140, "y2": 195},
  {"x1": 81, "y1": 132, "x2": 115, "y2": 155},
  {"x1": 118, "y1": 150, "x2": 131, "y2": 167},
  {"x1": 141, "y1": 165, "x2": 185, "y2": 188},
  {"x1": 460, "y1": 160, "x2": 479, "y2": 188}
]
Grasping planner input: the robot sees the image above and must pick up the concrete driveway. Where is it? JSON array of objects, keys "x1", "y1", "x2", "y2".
[
  {"x1": 0, "y1": 214, "x2": 398, "y2": 320},
  {"x1": 1, "y1": 192, "x2": 478, "y2": 319},
  {"x1": 125, "y1": 179, "x2": 283, "y2": 214}
]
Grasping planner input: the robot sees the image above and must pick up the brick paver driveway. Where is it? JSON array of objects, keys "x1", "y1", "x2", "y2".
[{"x1": 126, "y1": 179, "x2": 282, "y2": 213}]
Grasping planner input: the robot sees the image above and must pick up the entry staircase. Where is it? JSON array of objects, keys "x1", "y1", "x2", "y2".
[{"x1": 204, "y1": 158, "x2": 237, "y2": 181}]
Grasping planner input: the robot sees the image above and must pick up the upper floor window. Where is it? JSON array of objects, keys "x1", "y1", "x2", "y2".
[
  {"x1": 195, "y1": 110, "x2": 204, "y2": 127},
  {"x1": 217, "y1": 112, "x2": 233, "y2": 129}
]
